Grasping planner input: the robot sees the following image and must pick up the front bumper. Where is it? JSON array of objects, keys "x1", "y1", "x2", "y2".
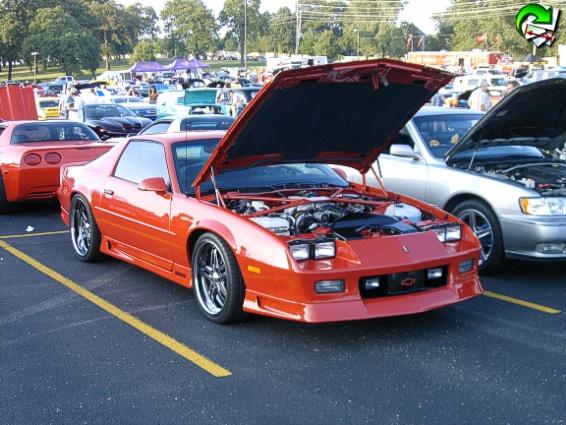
[
  {"x1": 242, "y1": 258, "x2": 482, "y2": 323},
  {"x1": 501, "y1": 215, "x2": 566, "y2": 260}
]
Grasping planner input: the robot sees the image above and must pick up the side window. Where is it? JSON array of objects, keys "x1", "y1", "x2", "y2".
[
  {"x1": 391, "y1": 127, "x2": 414, "y2": 148},
  {"x1": 140, "y1": 122, "x2": 171, "y2": 135},
  {"x1": 114, "y1": 141, "x2": 170, "y2": 185}
]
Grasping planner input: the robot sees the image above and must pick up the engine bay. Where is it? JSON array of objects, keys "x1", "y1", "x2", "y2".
[
  {"x1": 469, "y1": 161, "x2": 566, "y2": 195},
  {"x1": 224, "y1": 188, "x2": 454, "y2": 241}
]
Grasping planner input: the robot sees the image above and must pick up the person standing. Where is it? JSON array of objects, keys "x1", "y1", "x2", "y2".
[
  {"x1": 468, "y1": 80, "x2": 492, "y2": 111},
  {"x1": 148, "y1": 85, "x2": 159, "y2": 104},
  {"x1": 67, "y1": 88, "x2": 84, "y2": 122}
]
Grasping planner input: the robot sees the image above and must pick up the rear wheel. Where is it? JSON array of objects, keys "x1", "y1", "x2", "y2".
[
  {"x1": 451, "y1": 199, "x2": 505, "y2": 274},
  {"x1": 0, "y1": 176, "x2": 14, "y2": 214},
  {"x1": 192, "y1": 233, "x2": 245, "y2": 323},
  {"x1": 70, "y1": 195, "x2": 104, "y2": 262}
]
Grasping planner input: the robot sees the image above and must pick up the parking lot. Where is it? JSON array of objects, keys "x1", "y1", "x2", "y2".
[{"x1": 1, "y1": 203, "x2": 566, "y2": 425}]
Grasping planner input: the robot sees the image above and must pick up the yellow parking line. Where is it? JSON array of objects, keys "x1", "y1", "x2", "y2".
[
  {"x1": 0, "y1": 239, "x2": 231, "y2": 378},
  {"x1": 0, "y1": 230, "x2": 69, "y2": 239},
  {"x1": 483, "y1": 290, "x2": 561, "y2": 315}
]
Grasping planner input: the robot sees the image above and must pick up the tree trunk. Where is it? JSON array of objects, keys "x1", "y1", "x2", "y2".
[
  {"x1": 104, "y1": 31, "x2": 110, "y2": 70},
  {"x1": 7, "y1": 61, "x2": 13, "y2": 81}
]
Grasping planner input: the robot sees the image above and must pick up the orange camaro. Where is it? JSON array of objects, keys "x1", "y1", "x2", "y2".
[
  {"x1": 58, "y1": 59, "x2": 482, "y2": 323},
  {"x1": 0, "y1": 120, "x2": 114, "y2": 212}
]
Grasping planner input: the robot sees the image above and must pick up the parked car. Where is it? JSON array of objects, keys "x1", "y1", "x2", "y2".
[
  {"x1": 57, "y1": 60, "x2": 482, "y2": 324},
  {"x1": 138, "y1": 115, "x2": 235, "y2": 135},
  {"x1": 342, "y1": 78, "x2": 566, "y2": 273},
  {"x1": 0, "y1": 121, "x2": 112, "y2": 212},
  {"x1": 84, "y1": 103, "x2": 152, "y2": 139},
  {"x1": 108, "y1": 96, "x2": 158, "y2": 120},
  {"x1": 156, "y1": 88, "x2": 225, "y2": 117},
  {"x1": 36, "y1": 97, "x2": 61, "y2": 120}
]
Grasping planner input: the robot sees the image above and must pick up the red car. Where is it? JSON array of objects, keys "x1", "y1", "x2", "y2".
[
  {"x1": 58, "y1": 59, "x2": 482, "y2": 323},
  {"x1": 0, "y1": 120, "x2": 113, "y2": 212}
]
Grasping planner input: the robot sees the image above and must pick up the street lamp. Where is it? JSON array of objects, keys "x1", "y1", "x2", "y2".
[{"x1": 31, "y1": 52, "x2": 39, "y2": 83}]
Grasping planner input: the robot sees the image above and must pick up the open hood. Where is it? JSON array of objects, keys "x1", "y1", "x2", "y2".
[
  {"x1": 193, "y1": 59, "x2": 452, "y2": 187},
  {"x1": 446, "y1": 78, "x2": 566, "y2": 163}
]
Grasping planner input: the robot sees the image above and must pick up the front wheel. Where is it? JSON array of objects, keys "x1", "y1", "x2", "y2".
[
  {"x1": 451, "y1": 199, "x2": 505, "y2": 274},
  {"x1": 192, "y1": 233, "x2": 245, "y2": 323},
  {"x1": 70, "y1": 195, "x2": 104, "y2": 262}
]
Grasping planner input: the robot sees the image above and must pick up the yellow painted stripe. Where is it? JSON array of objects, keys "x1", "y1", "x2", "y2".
[
  {"x1": 0, "y1": 230, "x2": 69, "y2": 239},
  {"x1": 0, "y1": 240, "x2": 231, "y2": 378},
  {"x1": 483, "y1": 290, "x2": 561, "y2": 315}
]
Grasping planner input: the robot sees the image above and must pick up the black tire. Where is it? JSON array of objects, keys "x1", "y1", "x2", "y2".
[
  {"x1": 191, "y1": 232, "x2": 245, "y2": 323},
  {"x1": 70, "y1": 195, "x2": 104, "y2": 262},
  {"x1": 451, "y1": 199, "x2": 505, "y2": 274},
  {"x1": 0, "y1": 176, "x2": 14, "y2": 214}
]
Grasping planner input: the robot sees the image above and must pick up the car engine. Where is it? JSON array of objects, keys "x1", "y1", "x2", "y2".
[
  {"x1": 227, "y1": 192, "x2": 426, "y2": 239},
  {"x1": 474, "y1": 162, "x2": 566, "y2": 195}
]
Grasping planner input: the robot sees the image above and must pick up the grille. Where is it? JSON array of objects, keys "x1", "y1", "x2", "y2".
[{"x1": 360, "y1": 266, "x2": 448, "y2": 298}]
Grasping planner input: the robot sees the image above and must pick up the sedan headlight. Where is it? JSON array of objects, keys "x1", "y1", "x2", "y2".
[
  {"x1": 289, "y1": 239, "x2": 336, "y2": 261},
  {"x1": 424, "y1": 223, "x2": 462, "y2": 243},
  {"x1": 520, "y1": 197, "x2": 566, "y2": 216}
]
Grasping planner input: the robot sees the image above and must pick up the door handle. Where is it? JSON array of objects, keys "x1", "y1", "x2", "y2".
[{"x1": 103, "y1": 189, "x2": 114, "y2": 196}]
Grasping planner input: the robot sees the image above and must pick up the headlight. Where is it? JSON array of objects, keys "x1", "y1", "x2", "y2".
[
  {"x1": 289, "y1": 239, "x2": 336, "y2": 261},
  {"x1": 424, "y1": 223, "x2": 462, "y2": 243},
  {"x1": 520, "y1": 197, "x2": 566, "y2": 216}
]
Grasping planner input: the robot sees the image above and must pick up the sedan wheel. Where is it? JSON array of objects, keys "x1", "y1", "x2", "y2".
[
  {"x1": 192, "y1": 233, "x2": 245, "y2": 323},
  {"x1": 452, "y1": 199, "x2": 505, "y2": 274},
  {"x1": 70, "y1": 195, "x2": 103, "y2": 262}
]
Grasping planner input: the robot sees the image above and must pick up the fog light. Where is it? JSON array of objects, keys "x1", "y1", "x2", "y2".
[
  {"x1": 363, "y1": 277, "x2": 381, "y2": 290},
  {"x1": 290, "y1": 243, "x2": 310, "y2": 261},
  {"x1": 427, "y1": 268, "x2": 443, "y2": 280},
  {"x1": 315, "y1": 280, "x2": 345, "y2": 294},
  {"x1": 459, "y1": 259, "x2": 474, "y2": 273},
  {"x1": 535, "y1": 243, "x2": 566, "y2": 254}
]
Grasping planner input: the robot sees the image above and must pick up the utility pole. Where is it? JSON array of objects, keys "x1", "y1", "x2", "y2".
[
  {"x1": 244, "y1": 0, "x2": 247, "y2": 70},
  {"x1": 295, "y1": 0, "x2": 301, "y2": 54}
]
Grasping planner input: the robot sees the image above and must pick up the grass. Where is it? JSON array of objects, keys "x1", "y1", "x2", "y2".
[{"x1": 1, "y1": 59, "x2": 265, "y2": 82}]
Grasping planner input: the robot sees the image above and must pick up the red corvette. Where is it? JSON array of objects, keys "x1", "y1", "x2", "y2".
[
  {"x1": 0, "y1": 120, "x2": 113, "y2": 212},
  {"x1": 58, "y1": 60, "x2": 482, "y2": 323}
]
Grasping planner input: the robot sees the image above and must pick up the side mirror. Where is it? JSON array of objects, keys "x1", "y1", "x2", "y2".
[
  {"x1": 390, "y1": 144, "x2": 416, "y2": 158},
  {"x1": 138, "y1": 177, "x2": 169, "y2": 193}
]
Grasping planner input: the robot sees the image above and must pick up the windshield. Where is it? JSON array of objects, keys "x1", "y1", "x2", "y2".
[
  {"x1": 12, "y1": 122, "x2": 99, "y2": 143},
  {"x1": 85, "y1": 104, "x2": 136, "y2": 119},
  {"x1": 39, "y1": 100, "x2": 59, "y2": 108},
  {"x1": 180, "y1": 118, "x2": 234, "y2": 131},
  {"x1": 413, "y1": 114, "x2": 482, "y2": 158},
  {"x1": 113, "y1": 97, "x2": 143, "y2": 104},
  {"x1": 488, "y1": 77, "x2": 506, "y2": 86},
  {"x1": 172, "y1": 139, "x2": 348, "y2": 194}
]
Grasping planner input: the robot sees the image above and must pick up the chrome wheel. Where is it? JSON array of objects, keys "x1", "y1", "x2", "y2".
[
  {"x1": 71, "y1": 199, "x2": 93, "y2": 257},
  {"x1": 194, "y1": 241, "x2": 228, "y2": 316},
  {"x1": 457, "y1": 208, "x2": 493, "y2": 265}
]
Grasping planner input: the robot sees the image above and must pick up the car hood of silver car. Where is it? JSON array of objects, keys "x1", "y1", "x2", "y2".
[{"x1": 445, "y1": 78, "x2": 566, "y2": 163}]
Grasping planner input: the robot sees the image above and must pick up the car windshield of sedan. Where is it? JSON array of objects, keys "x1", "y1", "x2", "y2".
[
  {"x1": 112, "y1": 97, "x2": 143, "y2": 104},
  {"x1": 85, "y1": 104, "x2": 137, "y2": 119},
  {"x1": 11, "y1": 123, "x2": 99, "y2": 143},
  {"x1": 180, "y1": 118, "x2": 234, "y2": 131},
  {"x1": 413, "y1": 114, "x2": 482, "y2": 158},
  {"x1": 172, "y1": 139, "x2": 348, "y2": 194},
  {"x1": 39, "y1": 100, "x2": 59, "y2": 108}
]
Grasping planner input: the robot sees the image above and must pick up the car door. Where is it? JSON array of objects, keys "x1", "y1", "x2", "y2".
[
  {"x1": 98, "y1": 140, "x2": 174, "y2": 271},
  {"x1": 378, "y1": 126, "x2": 428, "y2": 200}
]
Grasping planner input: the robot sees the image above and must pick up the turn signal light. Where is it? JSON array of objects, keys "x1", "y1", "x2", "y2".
[
  {"x1": 44, "y1": 152, "x2": 62, "y2": 164},
  {"x1": 23, "y1": 153, "x2": 42, "y2": 166}
]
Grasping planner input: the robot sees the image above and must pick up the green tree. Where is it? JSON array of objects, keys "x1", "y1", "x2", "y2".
[
  {"x1": 131, "y1": 39, "x2": 156, "y2": 63},
  {"x1": 88, "y1": 0, "x2": 122, "y2": 70},
  {"x1": 376, "y1": 23, "x2": 406, "y2": 58},
  {"x1": 268, "y1": 7, "x2": 295, "y2": 56},
  {"x1": 162, "y1": 0, "x2": 217, "y2": 58},
  {"x1": 314, "y1": 30, "x2": 340, "y2": 59},
  {"x1": 0, "y1": 0, "x2": 36, "y2": 80},
  {"x1": 21, "y1": 6, "x2": 100, "y2": 76},
  {"x1": 219, "y1": 0, "x2": 261, "y2": 64}
]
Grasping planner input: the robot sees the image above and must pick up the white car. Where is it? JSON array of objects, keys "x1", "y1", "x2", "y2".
[{"x1": 107, "y1": 96, "x2": 157, "y2": 120}]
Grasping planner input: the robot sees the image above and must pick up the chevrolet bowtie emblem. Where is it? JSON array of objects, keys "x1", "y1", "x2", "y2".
[{"x1": 403, "y1": 245, "x2": 409, "y2": 253}]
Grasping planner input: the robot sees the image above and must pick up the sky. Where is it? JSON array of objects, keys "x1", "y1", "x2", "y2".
[{"x1": 116, "y1": 0, "x2": 451, "y2": 34}]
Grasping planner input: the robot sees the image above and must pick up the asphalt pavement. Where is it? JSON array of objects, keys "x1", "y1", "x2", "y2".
[{"x1": 1, "y1": 203, "x2": 565, "y2": 425}]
